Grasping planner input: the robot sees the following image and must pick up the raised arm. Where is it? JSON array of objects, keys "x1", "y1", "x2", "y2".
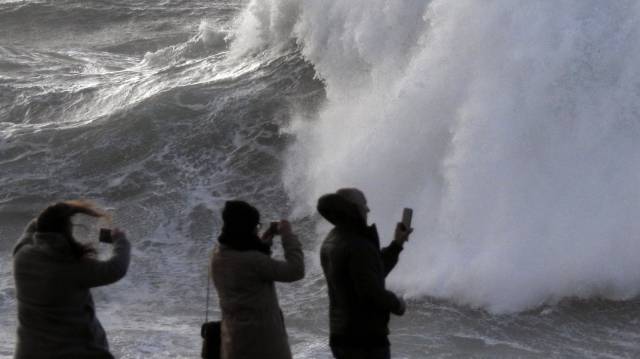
[
  {"x1": 381, "y1": 222, "x2": 412, "y2": 277},
  {"x1": 254, "y1": 220, "x2": 305, "y2": 283},
  {"x1": 74, "y1": 229, "x2": 131, "y2": 288},
  {"x1": 380, "y1": 241, "x2": 403, "y2": 276}
]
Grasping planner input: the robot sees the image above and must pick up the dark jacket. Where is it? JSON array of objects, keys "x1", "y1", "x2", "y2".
[
  {"x1": 318, "y1": 194, "x2": 404, "y2": 347},
  {"x1": 211, "y1": 232, "x2": 304, "y2": 359},
  {"x1": 12, "y1": 220, "x2": 131, "y2": 359}
]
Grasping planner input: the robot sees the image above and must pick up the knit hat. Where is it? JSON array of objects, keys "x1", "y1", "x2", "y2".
[{"x1": 222, "y1": 200, "x2": 260, "y2": 231}]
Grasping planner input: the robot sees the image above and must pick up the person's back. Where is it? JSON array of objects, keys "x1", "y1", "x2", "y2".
[
  {"x1": 211, "y1": 201, "x2": 304, "y2": 359},
  {"x1": 320, "y1": 227, "x2": 356, "y2": 337},
  {"x1": 14, "y1": 233, "x2": 111, "y2": 358},
  {"x1": 12, "y1": 202, "x2": 130, "y2": 359},
  {"x1": 212, "y1": 246, "x2": 297, "y2": 359}
]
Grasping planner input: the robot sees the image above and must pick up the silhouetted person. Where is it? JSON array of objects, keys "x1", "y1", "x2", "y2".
[
  {"x1": 12, "y1": 201, "x2": 130, "y2": 359},
  {"x1": 211, "y1": 200, "x2": 305, "y2": 359},
  {"x1": 318, "y1": 188, "x2": 411, "y2": 359}
]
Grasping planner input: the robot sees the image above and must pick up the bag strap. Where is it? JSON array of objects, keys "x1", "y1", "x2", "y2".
[{"x1": 205, "y1": 254, "x2": 211, "y2": 323}]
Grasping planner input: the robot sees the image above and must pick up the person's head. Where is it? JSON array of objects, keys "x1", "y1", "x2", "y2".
[
  {"x1": 218, "y1": 200, "x2": 270, "y2": 254},
  {"x1": 336, "y1": 188, "x2": 370, "y2": 221},
  {"x1": 36, "y1": 200, "x2": 108, "y2": 258},
  {"x1": 221, "y1": 200, "x2": 260, "y2": 235}
]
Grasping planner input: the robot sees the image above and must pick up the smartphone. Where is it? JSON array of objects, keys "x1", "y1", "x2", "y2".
[
  {"x1": 267, "y1": 221, "x2": 279, "y2": 235},
  {"x1": 401, "y1": 208, "x2": 413, "y2": 229},
  {"x1": 99, "y1": 228, "x2": 113, "y2": 243}
]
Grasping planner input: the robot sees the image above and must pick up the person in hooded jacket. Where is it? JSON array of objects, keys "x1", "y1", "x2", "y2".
[
  {"x1": 317, "y1": 188, "x2": 412, "y2": 359},
  {"x1": 211, "y1": 200, "x2": 305, "y2": 359},
  {"x1": 12, "y1": 200, "x2": 131, "y2": 359}
]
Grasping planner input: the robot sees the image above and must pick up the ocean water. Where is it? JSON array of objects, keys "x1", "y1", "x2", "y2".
[{"x1": 1, "y1": 1, "x2": 640, "y2": 358}]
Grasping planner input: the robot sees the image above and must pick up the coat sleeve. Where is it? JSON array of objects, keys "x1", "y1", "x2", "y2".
[
  {"x1": 253, "y1": 232, "x2": 305, "y2": 283},
  {"x1": 380, "y1": 241, "x2": 403, "y2": 277},
  {"x1": 349, "y1": 240, "x2": 404, "y2": 315},
  {"x1": 73, "y1": 236, "x2": 131, "y2": 288},
  {"x1": 13, "y1": 219, "x2": 37, "y2": 256}
]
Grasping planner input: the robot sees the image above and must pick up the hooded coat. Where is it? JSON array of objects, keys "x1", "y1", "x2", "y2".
[
  {"x1": 12, "y1": 220, "x2": 131, "y2": 359},
  {"x1": 317, "y1": 193, "x2": 405, "y2": 347},
  {"x1": 211, "y1": 231, "x2": 304, "y2": 359}
]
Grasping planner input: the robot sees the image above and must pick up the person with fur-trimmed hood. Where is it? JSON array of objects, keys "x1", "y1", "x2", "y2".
[
  {"x1": 12, "y1": 201, "x2": 130, "y2": 359},
  {"x1": 317, "y1": 188, "x2": 412, "y2": 359}
]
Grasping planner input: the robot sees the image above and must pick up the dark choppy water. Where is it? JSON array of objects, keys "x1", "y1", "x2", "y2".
[{"x1": 1, "y1": 1, "x2": 639, "y2": 358}]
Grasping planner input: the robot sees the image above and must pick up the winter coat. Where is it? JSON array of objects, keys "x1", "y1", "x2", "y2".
[
  {"x1": 12, "y1": 220, "x2": 131, "y2": 359},
  {"x1": 317, "y1": 194, "x2": 405, "y2": 347},
  {"x1": 211, "y1": 232, "x2": 304, "y2": 359}
]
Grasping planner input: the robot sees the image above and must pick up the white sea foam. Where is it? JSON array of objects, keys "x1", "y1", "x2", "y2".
[{"x1": 231, "y1": 0, "x2": 640, "y2": 312}]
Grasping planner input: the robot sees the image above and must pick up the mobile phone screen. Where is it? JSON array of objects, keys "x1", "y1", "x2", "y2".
[
  {"x1": 402, "y1": 208, "x2": 413, "y2": 228},
  {"x1": 99, "y1": 228, "x2": 113, "y2": 243}
]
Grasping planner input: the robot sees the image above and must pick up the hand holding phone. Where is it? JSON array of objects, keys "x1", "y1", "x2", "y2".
[
  {"x1": 261, "y1": 221, "x2": 279, "y2": 246},
  {"x1": 394, "y1": 208, "x2": 414, "y2": 245},
  {"x1": 99, "y1": 228, "x2": 113, "y2": 243},
  {"x1": 277, "y1": 220, "x2": 293, "y2": 237},
  {"x1": 267, "y1": 221, "x2": 280, "y2": 236},
  {"x1": 99, "y1": 228, "x2": 125, "y2": 244}
]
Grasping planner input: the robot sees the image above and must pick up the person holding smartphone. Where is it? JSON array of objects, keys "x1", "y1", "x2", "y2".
[
  {"x1": 211, "y1": 200, "x2": 304, "y2": 359},
  {"x1": 317, "y1": 188, "x2": 412, "y2": 359},
  {"x1": 12, "y1": 200, "x2": 130, "y2": 359}
]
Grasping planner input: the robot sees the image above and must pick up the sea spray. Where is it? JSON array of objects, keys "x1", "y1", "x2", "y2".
[{"x1": 231, "y1": 0, "x2": 640, "y2": 312}]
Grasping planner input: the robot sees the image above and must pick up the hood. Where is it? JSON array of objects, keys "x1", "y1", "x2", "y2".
[
  {"x1": 34, "y1": 232, "x2": 75, "y2": 255},
  {"x1": 13, "y1": 219, "x2": 37, "y2": 256},
  {"x1": 317, "y1": 193, "x2": 366, "y2": 228}
]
